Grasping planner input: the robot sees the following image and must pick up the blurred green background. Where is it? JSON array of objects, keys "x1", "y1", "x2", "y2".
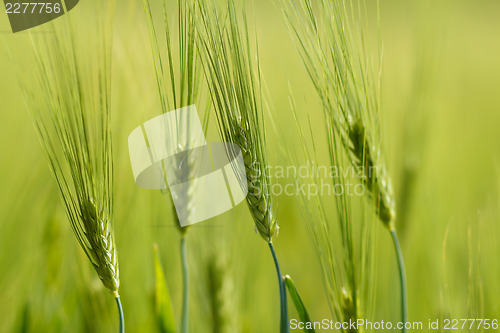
[{"x1": 1, "y1": 0, "x2": 500, "y2": 332}]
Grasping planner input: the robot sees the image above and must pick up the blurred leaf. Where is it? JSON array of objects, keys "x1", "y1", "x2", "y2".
[
  {"x1": 284, "y1": 275, "x2": 315, "y2": 333},
  {"x1": 154, "y1": 244, "x2": 176, "y2": 333},
  {"x1": 17, "y1": 302, "x2": 29, "y2": 333}
]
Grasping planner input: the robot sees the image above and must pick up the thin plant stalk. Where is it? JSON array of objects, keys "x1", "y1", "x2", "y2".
[
  {"x1": 181, "y1": 235, "x2": 189, "y2": 333},
  {"x1": 391, "y1": 229, "x2": 408, "y2": 332},
  {"x1": 116, "y1": 297, "x2": 125, "y2": 333},
  {"x1": 269, "y1": 242, "x2": 289, "y2": 333}
]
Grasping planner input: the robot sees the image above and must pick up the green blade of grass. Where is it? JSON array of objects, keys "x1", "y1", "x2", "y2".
[
  {"x1": 153, "y1": 244, "x2": 177, "y2": 333},
  {"x1": 284, "y1": 275, "x2": 315, "y2": 333}
]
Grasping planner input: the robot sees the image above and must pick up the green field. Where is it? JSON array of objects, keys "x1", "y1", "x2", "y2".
[{"x1": 1, "y1": 0, "x2": 500, "y2": 332}]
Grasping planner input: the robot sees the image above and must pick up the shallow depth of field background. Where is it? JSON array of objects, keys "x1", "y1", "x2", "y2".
[{"x1": 1, "y1": 0, "x2": 500, "y2": 332}]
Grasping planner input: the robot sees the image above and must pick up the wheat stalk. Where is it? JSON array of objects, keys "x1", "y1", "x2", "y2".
[{"x1": 26, "y1": 4, "x2": 123, "y2": 331}]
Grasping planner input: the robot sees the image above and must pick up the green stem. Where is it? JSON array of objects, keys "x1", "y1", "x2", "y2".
[
  {"x1": 115, "y1": 296, "x2": 124, "y2": 333},
  {"x1": 269, "y1": 242, "x2": 289, "y2": 333},
  {"x1": 391, "y1": 229, "x2": 408, "y2": 333},
  {"x1": 181, "y1": 236, "x2": 189, "y2": 333}
]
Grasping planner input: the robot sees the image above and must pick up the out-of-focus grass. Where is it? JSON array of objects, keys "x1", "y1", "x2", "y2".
[{"x1": 1, "y1": 0, "x2": 500, "y2": 332}]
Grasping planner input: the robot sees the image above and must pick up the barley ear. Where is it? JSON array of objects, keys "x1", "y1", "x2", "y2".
[
  {"x1": 279, "y1": 0, "x2": 407, "y2": 330},
  {"x1": 195, "y1": 1, "x2": 287, "y2": 331},
  {"x1": 80, "y1": 198, "x2": 120, "y2": 296},
  {"x1": 206, "y1": 254, "x2": 235, "y2": 333},
  {"x1": 348, "y1": 120, "x2": 396, "y2": 228},
  {"x1": 26, "y1": 0, "x2": 122, "y2": 320},
  {"x1": 195, "y1": 0, "x2": 278, "y2": 242}
]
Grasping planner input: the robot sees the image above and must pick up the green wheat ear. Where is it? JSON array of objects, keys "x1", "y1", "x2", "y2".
[
  {"x1": 279, "y1": 0, "x2": 396, "y2": 228},
  {"x1": 29, "y1": 28, "x2": 120, "y2": 298},
  {"x1": 340, "y1": 288, "x2": 360, "y2": 332},
  {"x1": 206, "y1": 253, "x2": 235, "y2": 333},
  {"x1": 348, "y1": 120, "x2": 396, "y2": 227},
  {"x1": 196, "y1": 0, "x2": 278, "y2": 242},
  {"x1": 237, "y1": 118, "x2": 279, "y2": 242},
  {"x1": 143, "y1": 0, "x2": 207, "y2": 331},
  {"x1": 196, "y1": 1, "x2": 288, "y2": 331},
  {"x1": 79, "y1": 198, "x2": 120, "y2": 295},
  {"x1": 25, "y1": 1, "x2": 124, "y2": 330},
  {"x1": 280, "y1": 0, "x2": 407, "y2": 330}
]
